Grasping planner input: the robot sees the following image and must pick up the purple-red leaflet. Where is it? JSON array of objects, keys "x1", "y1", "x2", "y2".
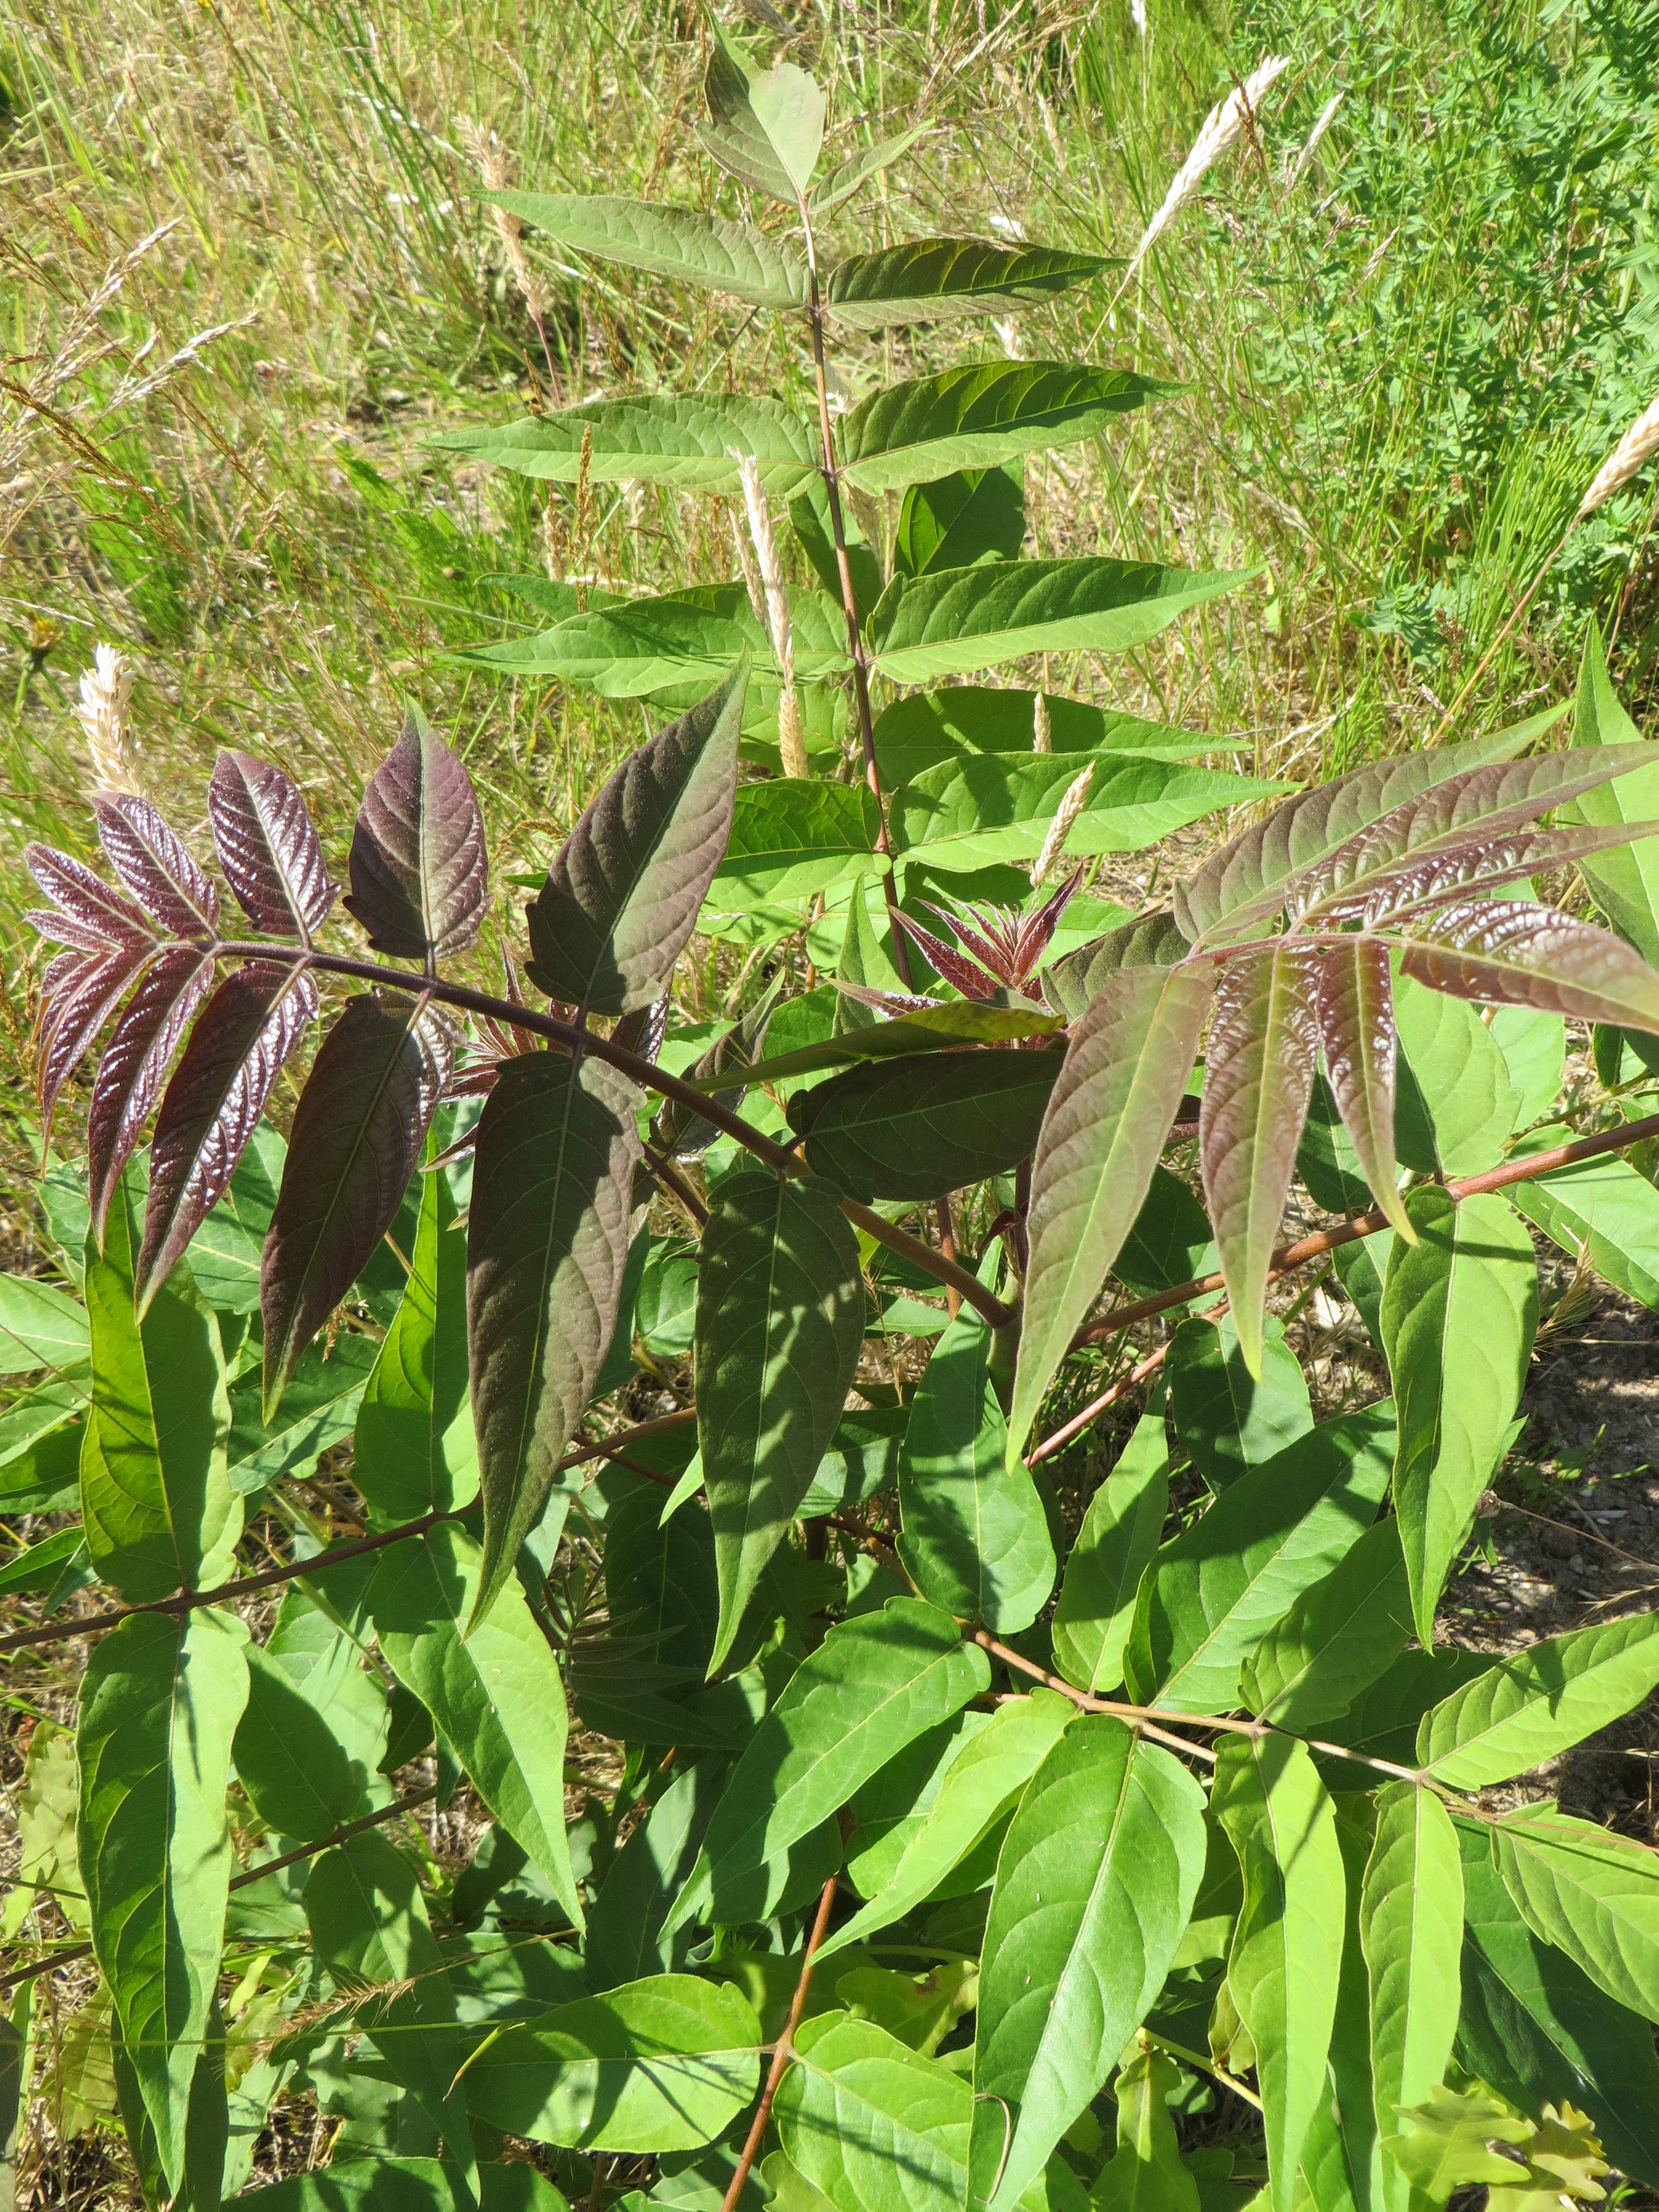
[
  {"x1": 1314, "y1": 937, "x2": 1413, "y2": 1239},
  {"x1": 1401, "y1": 899, "x2": 1659, "y2": 1034},
  {"x1": 344, "y1": 714, "x2": 488, "y2": 961},
  {"x1": 87, "y1": 946, "x2": 218, "y2": 1241},
  {"x1": 94, "y1": 793, "x2": 221, "y2": 936},
  {"x1": 208, "y1": 752, "x2": 335, "y2": 941}
]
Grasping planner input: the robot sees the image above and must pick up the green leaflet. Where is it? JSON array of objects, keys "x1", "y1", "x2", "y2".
[
  {"x1": 1493, "y1": 1807, "x2": 1659, "y2": 2025},
  {"x1": 701, "y1": 1597, "x2": 989, "y2": 1922},
  {"x1": 896, "y1": 1297, "x2": 1055, "y2": 1634},
  {"x1": 707, "y1": 780, "x2": 886, "y2": 912},
  {"x1": 586, "y1": 1759, "x2": 727, "y2": 1992},
  {"x1": 1488, "y1": 1005, "x2": 1566, "y2": 1125},
  {"x1": 369, "y1": 1521, "x2": 582, "y2": 1927},
  {"x1": 697, "y1": 999, "x2": 1060, "y2": 1090},
  {"x1": 304, "y1": 1827, "x2": 478, "y2": 2193},
  {"x1": 893, "y1": 747, "x2": 1280, "y2": 872},
  {"x1": 821, "y1": 1691, "x2": 1074, "y2": 1959},
  {"x1": 243, "y1": 2159, "x2": 565, "y2": 2210},
  {"x1": 1124, "y1": 1404, "x2": 1395, "y2": 1713},
  {"x1": 1381, "y1": 1187, "x2": 1537, "y2": 1642},
  {"x1": 77, "y1": 1607, "x2": 249, "y2": 2192},
  {"x1": 808, "y1": 125, "x2": 930, "y2": 215},
  {"x1": 1391, "y1": 973, "x2": 1519, "y2": 1176},
  {"x1": 463, "y1": 585, "x2": 846, "y2": 697},
  {"x1": 1330, "y1": 1797, "x2": 1384, "y2": 2212},
  {"x1": 488, "y1": 190, "x2": 806, "y2": 305},
  {"x1": 972, "y1": 1715, "x2": 1207, "y2": 2211},
  {"x1": 1239, "y1": 1517, "x2": 1415, "y2": 1729},
  {"x1": 1455, "y1": 1822, "x2": 1659, "y2": 2186},
  {"x1": 233, "y1": 1639, "x2": 374, "y2": 1843},
  {"x1": 825, "y1": 237, "x2": 1107, "y2": 327},
  {"x1": 895, "y1": 462, "x2": 1025, "y2": 576},
  {"x1": 80, "y1": 1173, "x2": 239, "y2": 1601},
  {"x1": 527, "y1": 663, "x2": 747, "y2": 1014},
  {"x1": 776, "y1": 2015, "x2": 974, "y2": 2212},
  {"x1": 839, "y1": 362, "x2": 1169, "y2": 494},
  {"x1": 791, "y1": 1046, "x2": 1063, "y2": 1203},
  {"x1": 429, "y1": 393, "x2": 819, "y2": 493},
  {"x1": 1212, "y1": 1734, "x2": 1346, "y2": 2212},
  {"x1": 1090, "y1": 2046, "x2": 1201, "y2": 2212},
  {"x1": 467, "y1": 1052, "x2": 641, "y2": 1621},
  {"x1": 699, "y1": 27, "x2": 825, "y2": 201},
  {"x1": 1050, "y1": 1405, "x2": 1169, "y2": 1695},
  {"x1": 870, "y1": 686, "x2": 1225, "y2": 787},
  {"x1": 869, "y1": 559, "x2": 1246, "y2": 687},
  {"x1": 695, "y1": 1169, "x2": 864, "y2": 1670},
  {"x1": 354, "y1": 1159, "x2": 477, "y2": 1524},
  {"x1": 0, "y1": 1269, "x2": 87, "y2": 1374},
  {"x1": 1010, "y1": 961, "x2": 1215, "y2": 1470},
  {"x1": 1360, "y1": 1782, "x2": 1464, "y2": 2212},
  {"x1": 1417, "y1": 1611, "x2": 1659, "y2": 1788},
  {"x1": 602, "y1": 1476, "x2": 720, "y2": 1686},
  {"x1": 1165, "y1": 1312, "x2": 1312, "y2": 1494},
  {"x1": 1564, "y1": 616, "x2": 1659, "y2": 967},
  {"x1": 226, "y1": 1329, "x2": 376, "y2": 1496},
  {"x1": 463, "y1": 1974, "x2": 762, "y2": 2152},
  {"x1": 1507, "y1": 1131, "x2": 1659, "y2": 1308}
]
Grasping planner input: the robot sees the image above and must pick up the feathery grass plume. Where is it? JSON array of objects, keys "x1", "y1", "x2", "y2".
[
  {"x1": 75, "y1": 644, "x2": 134, "y2": 793},
  {"x1": 1032, "y1": 692, "x2": 1051, "y2": 754},
  {"x1": 1031, "y1": 762, "x2": 1092, "y2": 884},
  {"x1": 729, "y1": 504, "x2": 767, "y2": 625},
  {"x1": 1125, "y1": 54, "x2": 1291, "y2": 281},
  {"x1": 731, "y1": 450, "x2": 808, "y2": 778},
  {"x1": 460, "y1": 118, "x2": 551, "y2": 320},
  {"x1": 1288, "y1": 92, "x2": 1343, "y2": 187},
  {"x1": 1579, "y1": 394, "x2": 1659, "y2": 519}
]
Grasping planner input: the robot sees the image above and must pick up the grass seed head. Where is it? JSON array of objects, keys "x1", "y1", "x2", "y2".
[
  {"x1": 1031, "y1": 761, "x2": 1093, "y2": 884},
  {"x1": 74, "y1": 643, "x2": 134, "y2": 794},
  {"x1": 1128, "y1": 54, "x2": 1291, "y2": 280},
  {"x1": 1578, "y1": 394, "x2": 1659, "y2": 519}
]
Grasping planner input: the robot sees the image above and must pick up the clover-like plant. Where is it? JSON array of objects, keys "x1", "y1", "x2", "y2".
[{"x1": 14, "y1": 27, "x2": 1659, "y2": 2212}]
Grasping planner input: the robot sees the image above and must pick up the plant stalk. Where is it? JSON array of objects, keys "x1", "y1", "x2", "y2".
[{"x1": 717, "y1": 1870, "x2": 841, "y2": 2212}]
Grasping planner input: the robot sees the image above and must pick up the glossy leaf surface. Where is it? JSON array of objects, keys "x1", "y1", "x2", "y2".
[
  {"x1": 345, "y1": 711, "x2": 488, "y2": 960},
  {"x1": 207, "y1": 750, "x2": 335, "y2": 940},
  {"x1": 791, "y1": 1045, "x2": 1062, "y2": 1202}
]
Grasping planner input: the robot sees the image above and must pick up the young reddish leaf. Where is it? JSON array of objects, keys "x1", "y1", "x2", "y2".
[
  {"x1": 1401, "y1": 900, "x2": 1659, "y2": 1034},
  {"x1": 891, "y1": 907, "x2": 1000, "y2": 1001},
  {"x1": 25, "y1": 841, "x2": 155, "y2": 955},
  {"x1": 208, "y1": 752, "x2": 335, "y2": 941},
  {"x1": 87, "y1": 946, "x2": 218, "y2": 1244},
  {"x1": 1309, "y1": 820, "x2": 1659, "y2": 929},
  {"x1": 526, "y1": 660, "x2": 747, "y2": 1015},
  {"x1": 467, "y1": 1051, "x2": 641, "y2": 1623},
  {"x1": 1009, "y1": 960, "x2": 1215, "y2": 1467},
  {"x1": 1315, "y1": 938, "x2": 1414, "y2": 1241},
  {"x1": 260, "y1": 993, "x2": 453, "y2": 1415},
  {"x1": 36, "y1": 947, "x2": 150, "y2": 1129},
  {"x1": 137, "y1": 961, "x2": 319, "y2": 1311},
  {"x1": 1199, "y1": 944, "x2": 1323, "y2": 1378},
  {"x1": 343, "y1": 709, "x2": 488, "y2": 962},
  {"x1": 93, "y1": 795, "x2": 220, "y2": 936}
]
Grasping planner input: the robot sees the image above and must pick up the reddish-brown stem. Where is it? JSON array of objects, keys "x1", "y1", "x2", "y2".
[
  {"x1": 717, "y1": 1870, "x2": 841, "y2": 2212},
  {"x1": 1071, "y1": 1109, "x2": 1659, "y2": 1353},
  {"x1": 0, "y1": 1782, "x2": 439, "y2": 1996},
  {"x1": 936, "y1": 1197, "x2": 961, "y2": 1320},
  {"x1": 1027, "y1": 1339, "x2": 1173, "y2": 1465},
  {"x1": 0, "y1": 1411, "x2": 697, "y2": 1657}
]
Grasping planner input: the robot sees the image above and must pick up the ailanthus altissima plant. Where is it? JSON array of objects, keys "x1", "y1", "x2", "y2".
[{"x1": 12, "y1": 23, "x2": 1659, "y2": 2212}]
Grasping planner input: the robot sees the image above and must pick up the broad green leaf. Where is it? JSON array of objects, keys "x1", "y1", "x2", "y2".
[
  {"x1": 1010, "y1": 962, "x2": 1215, "y2": 1468},
  {"x1": 821, "y1": 1691, "x2": 1074, "y2": 1959},
  {"x1": 1213, "y1": 1734, "x2": 1345, "y2": 2212},
  {"x1": 1239, "y1": 1517, "x2": 1414, "y2": 1729},
  {"x1": 488, "y1": 190, "x2": 806, "y2": 304},
  {"x1": 1417, "y1": 1612, "x2": 1659, "y2": 1788},
  {"x1": 227, "y1": 1329, "x2": 376, "y2": 1495},
  {"x1": 895, "y1": 462, "x2": 1025, "y2": 577},
  {"x1": 1507, "y1": 1133, "x2": 1659, "y2": 1309},
  {"x1": 897, "y1": 1300, "x2": 1055, "y2": 1632},
  {"x1": 1166, "y1": 1312, "x2": 1312, "y2": 1494},
  {"x1": 1392, "y1": 972, "x2": 1519, "y2": 1176},
  {"x1": 825, "y1": 238, "x2": 1108, "y2": 328},
  {"x1": 304, "y1": 1827, "x2": 477, "y2": 2189},
  {"x1": 694, "y1": 999, "x2": 1060, "y2": 1089},
  {"x1": 791, "y1": 1045, "x2": 1062, "y2": 1202},
  {"x1": 233, "y1": 1640, "x2": 373, "y2": 1844},
  {"x1": 260, "y1": 1578, "x2": 391, "y2": 1784},
  {"x1": 80, "y1": 1175, "x2": 239, "y2": 1601},
  {"x1": 1456, "y1": 1822, "x2": 1659, "y2": 2186},
  {"x1": 695, "y1": 1168, "x2": 864, "y2": 1670},
  {"x1": 869, "y1": 557, "x2": 1245, "y2": 687},
  {"x1": 972, "y1": 1716, "x2": 1206, "y2": 2211},
  {"x1": 1329, "y1": 1797, "x2": 1384, "y2": 2212},
  {"x1": 463, "y1": 585, "x2": 846, "y2": 697},
  {"x1": 468, "y1": 1052, "x2": 641, "y2": 1622},
  {"x1": 700, "y1": 28, "x2": 825, "y2": 200},
  {"x1": 77, "y1": 1608, "x2": 249, "y2": 2190},
  {"x1": 1114, "y1": 1165, "x2": 1217, "y2": 1295},
  {"x1": 1488, "y1": 1005, "x2": 1566, "y2": 1125},
  {"x1": 0, "y1": 1270, "x2": 87, "y2": 1374},
  {"x1": 166, "y1": 1123, "x2": 283, "y2": 1314},
  {"x1": 1050, "y1": 1406, "x2": 1169, "y2": 1695},
  {"x1": 430, "y1": 394, "x2": 818, "y2": 493},
  {"x1": 242, "y1": 2158, "x2": 566, "y2": 2210},
  {"x1": 464, "y1": 1974, "x2": 761, "y2": 2151},
  {"x1": 1360, "y1": 1783, "x2": 1464, "y2": 2212},
  {"x1": 800, "y1": 1404, "x2": 907, "y2": 1516},
  {"x1": 1125, "y1": 1404, "x2": 1395, "y2": 1714},
  {"x1": 707, "y1": 779, "x2": 885, "y2": 912},
  {"x1": 587, "y1": 1759, "x2": 727, "y2": 1992},
  {"x1": 369, "y1": 1522, "x2": 582, "y2": 1926},
  {"x1": 1381, "y1": 1188, "x2": 1537, "y2": 1642},
  {"x1": 871, "y1": 685, "x2": 1227, "y2": 787},
  {"x1": 528, "y1": 664, "x2": 747, "y2": 1013},
  {"x1": 1493, "y1": 1807, "x2": 1659, "y2": 2025},
  {"x1": 603, "y1": 1476, "x2": 719, "y2": 1687},
  {"x1": 1564, "y1": 616, "x2": 1659, "y2": 965},
  {"x1": 775, "y1": 2015, "x2": 971, "y2": 2212},
  {"x1": 839, "y1": 363, "x2": 1168, "y2": 495},
  {"x1": 1314, "y1": 1646, "x2": 1491, "y2": 1785},
  {"x1": 808, "y1": 125, "x2": 929, "y2": 213},
  {"x1": 1198, "y1": 942, "x2": 1323, "y2": 1379},
  {"x1": 1091, "y1": 2045, "x2": 1201, "y2": 2212},
  {"x1": 354, "y1": 1160, "x2": 477, "y2": 1523},
  {"x1": 702, "y1": 1597, "x2": 989, "y2": 1921}
]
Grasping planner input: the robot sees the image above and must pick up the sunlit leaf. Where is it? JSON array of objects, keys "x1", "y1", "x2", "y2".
[
  {"x1": 790, "y1": 1045, "x2": 1063, "y2": 1202},
  {"x1": 345, "y1": 710, "x2": 488, "y2": 962},
  {"x1": 1239, "y1": 1517, "x2": 1413, "y2": 1729},
  {"x1": 430, "y1": 394, "x2": 820, "y2": 494},
  {"x1": 1051, "y1": 1407, "x2": 1169, "y2": 1695},
  {"x1": 706, "y1": 776, "x2": 884, "y2": 913},
  {"x1": 488, "y1": 189, "x2": 806, "y2": 304},
  {"x1": 1316, "y1": 936, "x2": 1413, "y2": 1237},
  {"x1": 1401, "y1": 898, "x2": 1659, "y2": 1035},
  {"x1": 825, "y1": 238, "x2": 1108, "y2": 327},
  {"x1": 840, "y1": 362, "x2": 1168, "y2": 494},
  {"x1": 1494, "y1": 1807, "x2": 1659, "y2": 2025},
  {"x1": 1418, "y1": 1613, "x2": 1659, "y2": 1788},
  {"x1": 1361, "y1": 1781, "x2": 1464, "y2": 2212},
  {"x1": 1165, "y1": 1312, "x2": 1312, "y2": 1495},
  {"x1": 1562, "y1": 615, "x2": 1659, "y2": 964},
  {"x1": 699, "y1": 26, "x2": 825, "y2": 201},
  {"x1": 207, "y1": 750, "x2": 335, "y2": 941}
]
